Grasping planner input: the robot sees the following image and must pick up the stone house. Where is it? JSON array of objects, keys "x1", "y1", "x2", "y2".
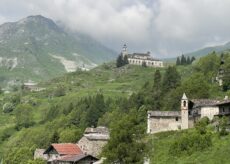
[
  {"x1": 77, "y1": 127, "x2": 109, "y2": 157},
  {"x1": 147, "y1": 93, "x2": 230, "y2": 133},
  {"x1": 121, "y1": 44, "x2": 163, "y2": 68}
]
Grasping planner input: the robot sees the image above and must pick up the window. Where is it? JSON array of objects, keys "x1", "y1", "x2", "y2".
[
  {"x1": 175, "y1": 117, "x2": 178, "y2": 121},
  {"x1": 183, "y1": 100, "x2": 187, "y2": 107}
]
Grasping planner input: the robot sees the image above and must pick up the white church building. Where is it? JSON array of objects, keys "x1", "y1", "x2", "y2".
[{"x1": 121, "y1": 44, "x2": 163, "y2": 68}]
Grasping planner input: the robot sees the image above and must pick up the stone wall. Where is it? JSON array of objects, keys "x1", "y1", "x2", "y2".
[
  {"x1": 34, "y1": 149, "x2": 48, "y2": 160},
  {"x1": 148, "y1": 117, "x2": 181, "y2": 134},
  {"x1": 201, "y1": 106, "x2": 219, "y2": 120},
  {"x1": 77, "y1": 136, "x2": 108, "y2": 157}
]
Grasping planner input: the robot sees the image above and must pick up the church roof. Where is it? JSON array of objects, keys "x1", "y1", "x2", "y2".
[
  {"x1": 133, "y1": 53, "x2": 150, "y2": 57},
  {"x1": 84, "y1": 126, "x2": 109, "y2": 134},
  {"x1": 84, "y1": 134, "x2": 110, "y2": 141},
  {"x1": 148, "y1": 111, "x2": 181, "y2": 117},
  {"x1": 191, "y1": 99, "x2": 221, "y2": 108},
  {"x1": 127, "y1": 54, "x2": 161, "y2": 61},
  {"x1": 182, "y1": 93, "x2": 188, "y2": 100}
]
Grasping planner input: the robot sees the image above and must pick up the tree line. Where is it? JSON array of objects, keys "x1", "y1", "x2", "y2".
[{"x1": 176, "y1": 55, "x2": 195, "y2": 65}]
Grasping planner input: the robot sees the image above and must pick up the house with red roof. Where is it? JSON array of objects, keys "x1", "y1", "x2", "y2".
[
  {"x1": 34, "y1": 127, "x2": 109, "y2": 163},
  {"x1": 42, "y1": 143, "x2": 98, "y2": 164}
]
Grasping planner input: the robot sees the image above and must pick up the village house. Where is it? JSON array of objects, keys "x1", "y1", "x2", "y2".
[
  {"x1": 34, "y1": 143, "x2": 98, "y2": 164},
  {"x1": 147, "y1": 93, "x2": 230, "y2": 134},
  {"x1": 43, "y1": 143, "x2": 83, "y2": 163},
  {"x1": 34, "y1": 127, "x2": 109, "y2": 164},
  {"x1": 77, "y1": 126, "x2": 110, "y2": 157},
  {"x1": 121, "y1": 44, "x2": 163, "y2": 68}
]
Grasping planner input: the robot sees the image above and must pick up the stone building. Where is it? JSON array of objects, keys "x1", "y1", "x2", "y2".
[
  {"x1": 34, "y1": 149, "x2": 48, "y2": 160},
  {"x1": 121, "y1": 44, "x2": 163, "y2": 68},
  {"x1": 147, "y1": 111, "x2": 181, "y2": 134},
  {"x1": 77, "y1": 126, "x2": 109, "y2": 157},
  {"x1": 147, "y1": 93, "x2": 230, "y2": 134}
]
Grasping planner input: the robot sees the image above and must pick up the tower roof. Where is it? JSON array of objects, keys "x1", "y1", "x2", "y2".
[{"x1": 182, "y1": 93, "x2": 188, "y2": 100}]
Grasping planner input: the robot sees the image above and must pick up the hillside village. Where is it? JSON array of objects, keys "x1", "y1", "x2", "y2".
[
  {"x1": 1, "y1": 1, "x2": 230, "y2": 163},
  {"x1": 0, "y1": 49, "x2": 229, "y2": 164}
]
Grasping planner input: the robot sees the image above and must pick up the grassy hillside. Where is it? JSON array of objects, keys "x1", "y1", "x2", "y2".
[
  {"x1": 0, "y1": 53, "x2": 229, "y2": 163},
  {"x1": 148, "y1": 129, "x2": 230, "y2": 164}
]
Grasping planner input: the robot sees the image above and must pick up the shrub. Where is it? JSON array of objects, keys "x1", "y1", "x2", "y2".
[
  {"x1": 219, "y1": 116, "x2": 228, "y2": 136},
  {"x1": 2, "y1": 102, "x2": 15, "y2": 113},
  {"x1": 195, "y1": 116, "x2": 210, "y2": 134},
  {"x1": 169, "y1": 130, "x2": 212, "y2": 156},
  {"x1": 53, "y1": 86, "x2": 65, "y2": 97}
]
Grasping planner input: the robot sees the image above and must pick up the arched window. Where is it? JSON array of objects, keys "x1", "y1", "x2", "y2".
[{"x1": 183, "y1": 100, "x2": 187, "y2": 107}]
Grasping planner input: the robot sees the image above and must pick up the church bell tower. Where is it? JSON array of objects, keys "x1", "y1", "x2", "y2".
[
  {"x1": 181, "y1": 93, "x2": 189, "y2": 129},
  {"x1": 122, "y1": 44, "x2": 128, "y2": 57}
]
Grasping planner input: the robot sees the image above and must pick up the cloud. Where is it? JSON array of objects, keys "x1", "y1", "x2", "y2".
[{"x1": 0, "y1": 0, "x2": 230, "y2": 57}]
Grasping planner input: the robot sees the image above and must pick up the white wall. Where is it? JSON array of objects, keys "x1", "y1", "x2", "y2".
[
  {"x1": 201, "y1": 106, "x2": 219, "y2": 120},
  {"x1": 128, "y1": 58, "x2": 163, "y2": 67}
]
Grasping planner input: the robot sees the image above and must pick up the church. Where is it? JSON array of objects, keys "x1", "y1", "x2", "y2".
[
  {"x1": 121, "y1": 44, "x2": 163, "y2": 67},
  {"x1": 147, "y1": 93, "x2": 230, "y2": 134}
]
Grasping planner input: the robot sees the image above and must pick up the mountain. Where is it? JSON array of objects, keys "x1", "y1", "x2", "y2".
[
  {"x1": 0, "y1": 15, "x2": 117, "y2": 86},
  {"x1": 185, "y1": 41, "x2": 230, "y2": 58},
  {"x1": 163, "y1": 42, "x2": 230, "y2": 63}
]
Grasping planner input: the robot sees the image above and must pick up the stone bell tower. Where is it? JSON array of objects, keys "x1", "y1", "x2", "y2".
[{"x1": 181, "y1": 93, "x2": 189, "y2": 129}]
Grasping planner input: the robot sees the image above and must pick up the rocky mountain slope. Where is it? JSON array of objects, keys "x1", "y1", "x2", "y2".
[{"x1": 0, "y1": 15, "x2": 117, "y2": 86}]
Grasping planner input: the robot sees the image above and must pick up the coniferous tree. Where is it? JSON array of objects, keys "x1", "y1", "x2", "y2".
[
  {"x1": 162, "y1": 66, "x2": 181, "y2": 92},
  {"x1": 176, "y1": 57, "x2": 181, "y2": 65},
  {"x1": 181, "y1": 54, "x2": 186, "y2": 65},
  {"x1": 116, "y1": 54, "x2": 123, "y2": 68},
  {"x1": 152, "y1": 70, "x2": 162, "y2": 110},
  {"x1": 116, "y1": 54, "x2": 129, "y2": 67}
]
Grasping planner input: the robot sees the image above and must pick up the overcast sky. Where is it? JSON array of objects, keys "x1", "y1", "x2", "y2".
[{"x1": 0, "y1": 0, "x2": 230, "y2": 58}]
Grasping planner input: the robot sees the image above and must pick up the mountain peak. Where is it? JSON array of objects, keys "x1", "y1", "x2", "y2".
[{"x1": 18, "y1": 15, "x2": 55, "y2": 25}]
